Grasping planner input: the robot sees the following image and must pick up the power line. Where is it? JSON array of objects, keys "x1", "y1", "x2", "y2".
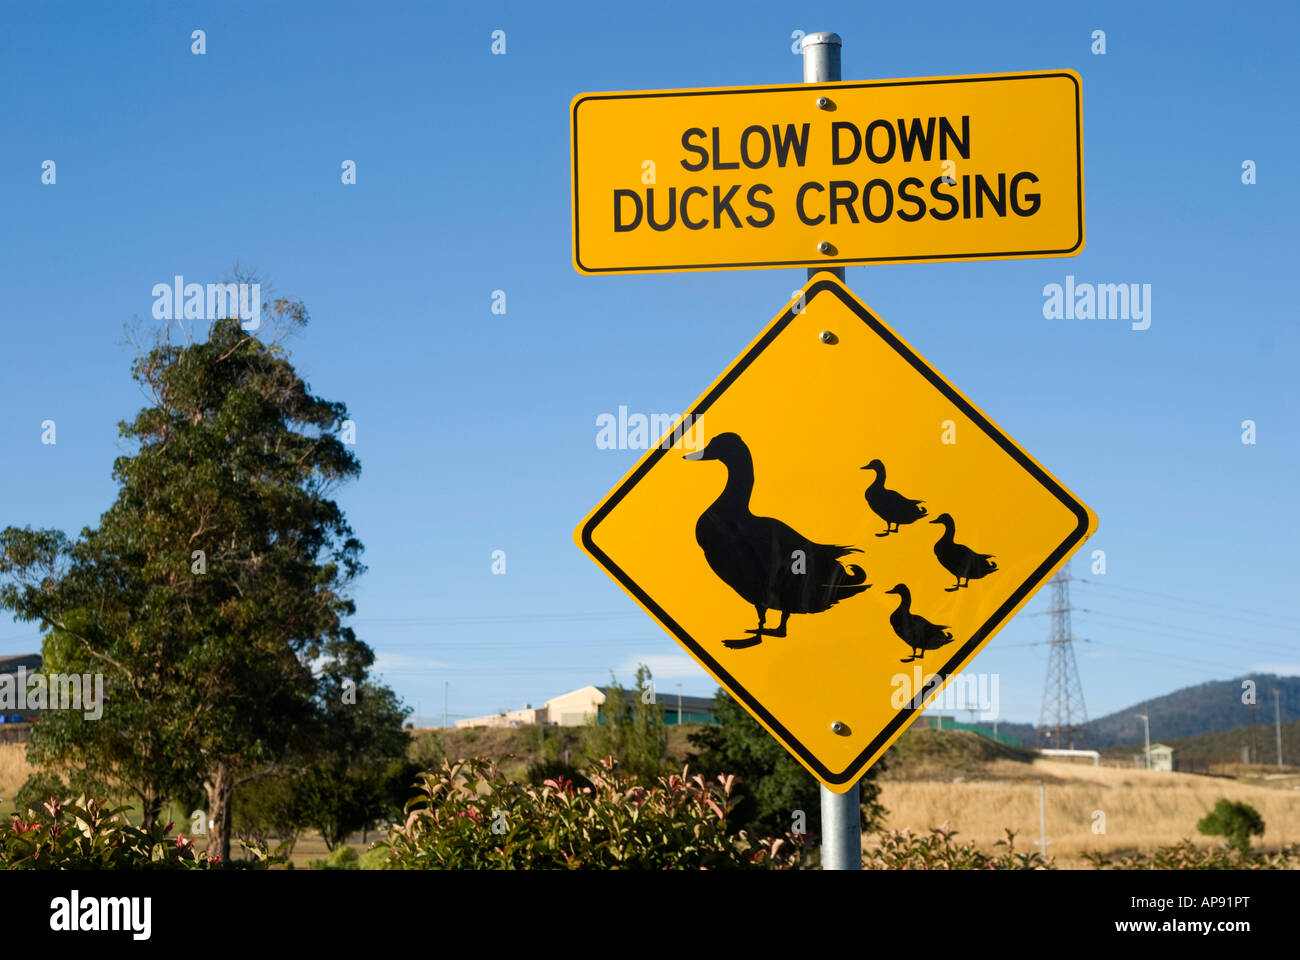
[
  {"x1": 1075, "y1": 579, "x2": 1297, "y2": 627},
  {"x1": 1081, "y1": 638, "x2": 1250, "y2": 675},
  {"x1": 1082, "y1": 612, "x2": 1299, "y2": 660},
  {"x1": 353, "y1": 611, "x2": 644, "y2": 626}
]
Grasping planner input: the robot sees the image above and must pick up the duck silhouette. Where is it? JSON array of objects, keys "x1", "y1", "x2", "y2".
[
  {"x1": 885, "y1": 584, "x2": 954, "y2": 663},
  {"x1": 860, "y1": 459, "x2": 927, "y2": 536},
  {"x1": 684, "y1": 433, "x2": 870, "y2": 648},
  {"x1": 929, "y1": 513, "x2": 997, "y2": 591}
]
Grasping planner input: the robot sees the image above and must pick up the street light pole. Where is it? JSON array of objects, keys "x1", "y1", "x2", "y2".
[
  {"x1": 1136, "y1": 713, "x2": 1151, "y2": 769},
  {"x1": 1275, "y1": 689, "x2": 1284, "y2": 768}
]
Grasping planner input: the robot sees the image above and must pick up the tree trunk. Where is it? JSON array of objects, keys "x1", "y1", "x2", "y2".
[
  {"x1": 204, "y1": 760, "x2": 235, "y2": 862},
  {"x1": 139, "y1": 787, "x2": 164, "y2": 830}
]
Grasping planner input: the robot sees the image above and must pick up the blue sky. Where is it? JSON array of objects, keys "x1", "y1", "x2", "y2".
[{"x1": 1, "y1": 0, "x2": 1296, "y2": 731}]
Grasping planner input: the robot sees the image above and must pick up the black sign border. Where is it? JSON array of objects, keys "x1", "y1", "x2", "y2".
[{"x1": 579, "y1": 276, "x2": 1094, "y2": 785}]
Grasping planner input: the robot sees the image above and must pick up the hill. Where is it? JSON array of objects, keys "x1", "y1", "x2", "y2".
[
  {"x1": 1131, "y1": 717, "x2": 1300, "y2": 769},
  {"x1": 989, "y1": 673, "x2": 1300, "y2": 749},
  {"x1": 1085, "y1": 674, "x2": 1300, "y2": 747}
]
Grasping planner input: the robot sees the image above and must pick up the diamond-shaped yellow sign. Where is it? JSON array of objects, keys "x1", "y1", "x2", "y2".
[{"x1": 576, "y1": 273, "x2": 1096, "y2": 790}]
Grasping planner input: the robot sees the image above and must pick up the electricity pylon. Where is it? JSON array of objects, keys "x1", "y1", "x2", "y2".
[{"x1": 1038, "y1": 562, "x2": 1089, "y2": 748}]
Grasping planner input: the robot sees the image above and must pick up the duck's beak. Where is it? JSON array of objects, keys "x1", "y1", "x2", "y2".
[
  {"x1": 928, "y1": 517, "x2": 942, "y2": 524},
  {"x1": 682, "y1": 450, "x2": 705, "y2": 461}
]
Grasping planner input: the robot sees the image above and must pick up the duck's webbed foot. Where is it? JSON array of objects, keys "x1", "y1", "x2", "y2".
[
  {"x1": 737, "y1": 608, "x2": 788, "y2": 641},
  {"x1": 748, "y1": 611, "x2": 790, "y2": 638}
]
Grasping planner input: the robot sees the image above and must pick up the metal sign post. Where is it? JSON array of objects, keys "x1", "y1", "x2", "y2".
[{"x1": 804, "y1": 31, "x2": 859, "y2": 871}]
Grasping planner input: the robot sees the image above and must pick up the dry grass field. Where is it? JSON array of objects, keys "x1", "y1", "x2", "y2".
[
  {"x1": 878, "y1": 758, "x2": 1300, "y2": 867},
  {"x1": 0, "y1": 742, "x2": 28, "y2": 804}
]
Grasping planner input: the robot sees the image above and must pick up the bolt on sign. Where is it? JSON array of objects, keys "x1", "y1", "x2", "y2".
[
  {"x1": 575, "y1": 273, "x2": 1096, "y2": 790},
  {"x1": 571, "y1": 71, "x2": 1083, "y2": 274}
]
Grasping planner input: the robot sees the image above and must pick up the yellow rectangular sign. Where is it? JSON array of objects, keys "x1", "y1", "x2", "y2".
[
  {"x1": 571, "y1": 71, "x2": 1083, "y2": 274},
  {"x1": 575, "y1": 274, "x2": 1096, "y2": 789}
]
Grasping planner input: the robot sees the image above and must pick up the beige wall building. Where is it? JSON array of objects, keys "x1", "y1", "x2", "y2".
[
  {"x1": 1143, "y1": 743, "x2": 1176, "y2": 772},
  {"x1": 454, "y1": 703, "x2": 549, "y2": 729},
  {"x1": 455, "y1": 684, "x2": 715, "y2": 728},
  {"x1": 455, "y1": 686, "x2": 607, "y2": 729},
  {"x1": 543, "y1": 685, "x2": 607, "y2": 726}
]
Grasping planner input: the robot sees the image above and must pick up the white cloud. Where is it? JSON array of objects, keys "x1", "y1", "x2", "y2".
[{"x1": 614, "y1": 653, "x2": 708, "y2": 681}]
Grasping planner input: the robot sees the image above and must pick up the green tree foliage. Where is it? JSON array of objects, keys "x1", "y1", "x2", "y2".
[
  {"x1": 369, "y1": 730, "x2": 446, "y2": 827},
  {"x1": 1196, "y1": 798, "x2": 1266, "y2": 853},
  {"x1": 583, "y1": 665, "x2": 668, "y2": 782},
  {"x1": 688, "y1": 687, "x2": 886, "y2": 837},
  {"x1": 231, "y1": 775, "x2": 301, "y2": 851},
  {"x1": 292, "y1": 680, "x2": 411, "y2": 849},
  {"x1": 0, "y1": 304, "x2": 376, "y2": 861}
]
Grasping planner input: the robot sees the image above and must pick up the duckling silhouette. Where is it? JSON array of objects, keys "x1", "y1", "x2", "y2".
[
  {"x1": 929, "y1": 513, "x2": 997, "y2": 591},
  {"x1": 684, "y1": 433, "x2": 870, "y2": 648},
  {"x1": 860, "y1": 459, "x2": 927, "y2": 536},
  {"x1": 885, "y1": 584, "x2": 954, "y2": 663}
]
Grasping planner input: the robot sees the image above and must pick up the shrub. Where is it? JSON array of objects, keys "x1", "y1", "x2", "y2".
[
  {"x1": 1083, "y1": 839, "x2": 1298, "y2": 870},
  {"x1": 862, "y1": 825, "x2": 1050, "y2": 870},
  {"x1": 11, "y1": 773, "x2": 69, "y2": 812},
  {"x1": 0, "y1": 794, "x2": 279, "y2": 869},
  {"x1": 375, "y1": 756, "x2": 805, "y2": 870},
  {"x1": 309, "y1": 844, "x2": 360, "y2": 870},
  {"x1": 1197, "y1": 799, "x2": 1265, "y2": 853},
  {"x1": 410, "y1": 732, "x2": 445, "y2": 769},
  {"x1": 358, "y1": 844, "x2": 390, "y2": 870},
  {"x1": 523, "y1": 759, "x2": 593, "y2": 793}
]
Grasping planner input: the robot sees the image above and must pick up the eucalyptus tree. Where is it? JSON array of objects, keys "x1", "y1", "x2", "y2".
[{"x1": 1, "y1": 303, "x2": 376, "y2": 860}]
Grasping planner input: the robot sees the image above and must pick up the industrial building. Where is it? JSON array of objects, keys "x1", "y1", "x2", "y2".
[
  {"x1": 0, "y1": 653, "x2": 43, "y2": 742},
  {"x1": 456, "y1": 684, "x2": 717, "y2": 729}
]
